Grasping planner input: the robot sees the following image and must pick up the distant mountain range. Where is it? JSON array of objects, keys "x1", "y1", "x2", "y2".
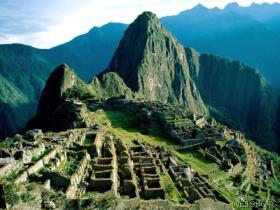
[
  {"x1": 0, "y1": 2, "x2": 279, "y2": 152},
  {"x1": 162, "y1": 2, "x2": 280, "y2": 89}
]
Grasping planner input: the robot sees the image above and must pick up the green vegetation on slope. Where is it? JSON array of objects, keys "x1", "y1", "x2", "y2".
[
  {"x1": 90, "y1": 110, "x2": 177, "y2": 147},
  {"x1": 0, "y1": 44, "x2": 54, "y2": 138},
  {"x1": 89, "y1": 72, "x2": 133, "y2": 99},
  {"x1": 176, "y1": 151, "x2": 225, "y2": 179}
]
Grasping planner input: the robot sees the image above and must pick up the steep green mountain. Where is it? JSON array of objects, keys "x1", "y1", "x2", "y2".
[
  {"x1": 161, "y1": 3, "x2": 280, "y2": 89},
  {"x1": 103, "y1": 12, "x2": 207, "y2": 115},
  {"x1": 186, "y1": 48, "x2": 278, "y2": 151},
  {"x1": 0, "y1": 44, "x2": 54, "y2": 139},
  {"x1": 90, "y1": 72, "x2": 133, "y2": 99},
  {"x1": 0, "y1": 74, "x2": 34, "y2": 138},
  {"x1": 95, "y1": 12, "x2": 277, "y2": 151}
]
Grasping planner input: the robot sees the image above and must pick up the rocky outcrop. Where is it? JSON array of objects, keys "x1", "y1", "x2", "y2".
[
  {"x1": 43, "y1": 99, "x2": 90, "y2": 131},
  {"x1": 27, "y1": 64, "x2": 86, "y2": 130},
  {"x1": 103, "y1": 12, "x2": 207, "y2": 115},
  {"x1": 90, "y1": 72, "x2": 133, "y2": 99},
  {"x1": 186, "y1": 48, "x2": 278, "y2": 151},
  {"x1": 36, "y1": 64, "x2": 76, "y2": 117}
]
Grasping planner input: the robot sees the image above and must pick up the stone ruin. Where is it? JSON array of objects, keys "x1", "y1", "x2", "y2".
[
  {"x1": 0, "y1": 126, "x2": 233, "y2": 209},
  {"x1": 115, "y1": 139, "x2": 139, "y2": 198},
  {"x1": 0, "y1": 130, "x2": 49, "y2": 178},
  {"x1": 38, "y1": 98, "x2": 91, "y2": 131},
  {"x1": 153, "y1": 145, "x2": 229, "y2": 205},
  {"x1": 89, "y1": 135, "x2": 118, "y2": 195},
  {"x1": 93, "y1": 98, "x2": 234, "y2": 151},
  {"x1": 129, "y1": 142, "x2": 165, "y2": 199},
  {"x1": 200, "y1": 135, "x2": 246, "y2": 172},
  {"x1": 169, "y1": 164, "x2": 217, "y2": 203}
]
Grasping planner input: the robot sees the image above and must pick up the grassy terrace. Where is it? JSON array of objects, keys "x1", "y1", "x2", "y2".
[
  {"x1": 175, "y1": 151, "x2": 225, "y2": 180},
  {"x1": 89, "y1": 110, "x2": 177, "y2": 147},
  {"x1": 159, "y1": 166, "x2": 184, "y2": 204},
  {"x1": 56, "y1": 151, "x2": 84, "y2": 176}
]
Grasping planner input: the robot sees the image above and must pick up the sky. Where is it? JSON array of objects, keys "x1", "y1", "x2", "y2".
[{"x1": 0, "y1": 0, "x2": 279, "y2": 48}]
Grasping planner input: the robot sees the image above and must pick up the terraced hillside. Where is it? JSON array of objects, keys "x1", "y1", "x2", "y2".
[{"x1": 0, "y1": 98, "x2": 279, "y2": 209}]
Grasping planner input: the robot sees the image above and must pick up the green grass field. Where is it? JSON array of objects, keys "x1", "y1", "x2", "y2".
[
  {"x1": 175, "y1": 151, "x2": 226, "y2": 179},
  {"x1": 90, "y1": 110, "x2": 177, "y2": 147}
]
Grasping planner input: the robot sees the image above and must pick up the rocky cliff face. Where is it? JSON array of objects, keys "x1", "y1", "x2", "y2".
[
  {"x1": 90, "y1": 72, "x2": 133, "y2": 99},
  {"x1": 37, "y1": 64, "x2": 76, "y2": 116},
  {"x1": 104, "y1": 12, "x2": 207, "y2": 115},
  {"x1": 186, "y1": 48, "x2": 278, "y2": 151},
  {"x1": 27, "y1": 64, "x2": 78, "y2": 129}
]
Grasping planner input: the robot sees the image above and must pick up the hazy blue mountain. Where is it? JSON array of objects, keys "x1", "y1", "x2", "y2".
[
  {"x1": 225, "y1": 2, "x2": 280, "y2": 23},
  {"x1": 48, "y1": 23, "x2": 127, "y2": 81},
  {"x1": 161, "y1": 3, "x2": 280, "y2": 88}
]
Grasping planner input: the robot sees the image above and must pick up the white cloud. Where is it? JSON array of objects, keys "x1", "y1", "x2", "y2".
[{"x1": 0, "y1": 0, "x2": 279, "y2": 48}]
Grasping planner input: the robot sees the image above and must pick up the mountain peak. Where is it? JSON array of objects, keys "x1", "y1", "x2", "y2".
[
  {"x1": 36, "y1": 64, "x2": 76, "y2": 117},
  {"x1": 225, "y1": 2, "x2": 240, "y2": 10},
  {"x1": 192, "y1": 3, "x2": 208, "y2": 11},
  {"x1": 104, "y1": 11, "x2": 208, "y2": 114},
  {"x1": 104, "y1": 11, "x2": 165, "y2": 92},
  {"x1": 130, "y1": 11, "x2": 162, "y2": 33},
  {"x1": 56, "y1": 63, "x2": 70, "y2": 71},
  {"x1": 138, "y1": 11, "x2": 157, "y2": 20},
  {"x1": 26, "y1": 64, "x2": 80, "y2": 129}
]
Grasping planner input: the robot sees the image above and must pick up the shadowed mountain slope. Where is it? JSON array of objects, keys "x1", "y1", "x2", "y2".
[{"x1": 186, "y1": 48, "x2": 278, "y2": 151}]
